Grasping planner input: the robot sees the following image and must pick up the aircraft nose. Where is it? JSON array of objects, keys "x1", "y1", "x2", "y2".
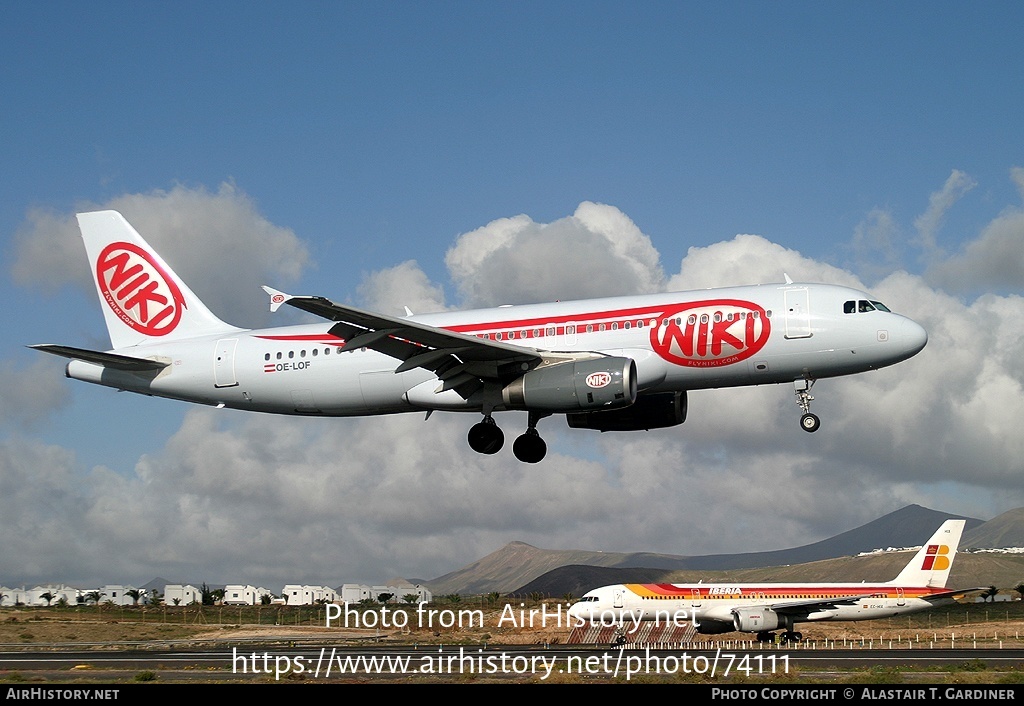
[{"x1": 900, "y1": 318, "x2": 928, "y2": 357}]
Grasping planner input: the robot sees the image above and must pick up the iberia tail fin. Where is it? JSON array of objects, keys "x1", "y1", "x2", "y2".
[
  {"x1": 77, "y1": 210, "x2": 241, "y2": 349},
  {"x1": 890, "y1": 519, "x2": 965, "y2": 588}
]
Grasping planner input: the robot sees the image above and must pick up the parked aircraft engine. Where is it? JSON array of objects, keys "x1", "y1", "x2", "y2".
[
  {"x1": 565, "y1": 390, "x2": 686, "y2": 431},
  {"x1": 502, "y1": 357, "x2": 637, "y2": 412},
  {"x1": 732, "y1": 607, "x2": 782, "y2": 633}
]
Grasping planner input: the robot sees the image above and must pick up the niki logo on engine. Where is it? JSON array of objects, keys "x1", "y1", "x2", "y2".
[
  {"x1": 96, "y1": 241, "x2": 185, "y2": 336},
  {"x1": 650, "y1": 299, "x2": 771, "y2": 367}
]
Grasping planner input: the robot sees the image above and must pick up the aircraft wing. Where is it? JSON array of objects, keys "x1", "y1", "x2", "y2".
[
  {"x1": 263, "y1": 287, "x2": 583, "y2": 398},
  {"x1": 764, "y1": 586, "x2": 988, "y2": 616},
  {"x1": 766, "y1": 594, "x2": 867, "y2": 614},
  {"x1": 28, "y1": 344, "x2": 170, "y2": 372}
]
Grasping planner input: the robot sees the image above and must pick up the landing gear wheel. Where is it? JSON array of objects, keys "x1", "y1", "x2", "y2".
[
  {"x1": 756, "y1": 631, "x2": 773, "y2": 643},
  {"x1": 468, "y1": 418, "x2": 504, "y2": 454},
  {"x1": 513, "y1": 429, "x2": 547, "y2": 463},
  {"x1": 800, "y1": 413, "x2": 820, "y2": 433}
]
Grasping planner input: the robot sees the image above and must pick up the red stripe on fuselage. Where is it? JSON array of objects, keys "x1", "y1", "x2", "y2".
[
  {"x1": 445, "y1": 304, "x2": 665, "y2": 334},
  {"x1": 632, "y1": 584, "x2": 943, "y2": 599}
]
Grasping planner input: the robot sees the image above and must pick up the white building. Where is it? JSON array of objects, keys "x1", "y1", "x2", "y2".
[
  {"x1": 340, "y1": 583, "x2": 432, "y2": 604},
  {"x1": 224, "y1": 585, "x2": 273, "y2": 605},
  {"x1": 163, "y1": 584, "x2": 202, "y2": 606},
  {"x1": 95, "y1": 585, "x2": 146, "y2": 606},
  {"x1": 0, "y1": 586, "x2": 29, "y2": 606},
  {"x1": 282, "y1": 584, "x2": 337, "y2": 605},
  {"x1": 26, "y1": 584, "x2": 81, "y2": 606}
]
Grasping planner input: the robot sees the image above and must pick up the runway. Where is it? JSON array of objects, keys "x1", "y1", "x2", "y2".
[{"x1": 3, "y1": 643, "x2": 1023, "y2": 683}]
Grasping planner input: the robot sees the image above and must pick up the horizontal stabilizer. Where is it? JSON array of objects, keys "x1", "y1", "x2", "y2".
[
  {"x1": 29, "y1": 344, "x2": 169, "y2": 372},
  {"x1": 921, "y1": 587, "x2": 990, "y2": 603}
]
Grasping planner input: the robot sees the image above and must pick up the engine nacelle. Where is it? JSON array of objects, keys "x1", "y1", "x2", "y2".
[
  {"x1": 502, "y1": 357, "x2": 637, "y2": 412},
  {"x1": 732, "y1": 607, "x2": 782, "y2": 633},
  {"x1": 566, "y1": 391, "x2": 686, "y2": 432}
]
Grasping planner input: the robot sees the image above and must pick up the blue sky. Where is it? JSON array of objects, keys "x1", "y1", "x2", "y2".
[{"x1": 2, "y1": 2, "x2": 1023, "y2": 592}]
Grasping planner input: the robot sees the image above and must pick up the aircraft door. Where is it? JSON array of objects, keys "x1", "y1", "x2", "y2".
[
  {"x1": 214, "y1": 338, "x2": 239, "y2": 388},
  {"x1": 613, "y1": 589, "x2": 625, "y2": 609},
  {"x1": 784, "y1": 289, "x2": 812, "y2": 339},
  {"x1": 896, "y1": 587, "x2": 906, "y2": 607}
]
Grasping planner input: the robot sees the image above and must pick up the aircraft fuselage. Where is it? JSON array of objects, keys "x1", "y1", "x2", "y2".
[{"x1": 64, "y1": 282, "x2": 926, "y2": 418}]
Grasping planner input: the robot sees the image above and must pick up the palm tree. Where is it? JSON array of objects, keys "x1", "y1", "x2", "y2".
[
  {"x1": 982, "y1": 585, "x2": 999, "y2": 603},
  {"x1": 85, "y1": 591, "x2": 104, "y2": 606},
  {"x1": 125, "y1": 589, "x2": 143, "y2": 606},
  {"x1": 40, "y1": 591, "x2": 55, "y2": 606}
]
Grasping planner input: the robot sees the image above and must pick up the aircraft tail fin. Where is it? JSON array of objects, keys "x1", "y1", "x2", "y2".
[
  {"x1": 889, "y1": 519, "x2": 966, "y2": 588},
  {"x1": 76, "y1": 210, "x2": 241, "y2": 350}
]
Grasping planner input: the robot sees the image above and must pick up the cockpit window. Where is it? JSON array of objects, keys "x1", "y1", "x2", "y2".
[{"x1": 844, "y1": 299, "x2": 892, "y2": 314}]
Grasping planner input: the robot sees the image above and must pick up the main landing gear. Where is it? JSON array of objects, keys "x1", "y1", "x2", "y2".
[
  {"x1": 467, "y1": 416, "x2": 504, "y2": 455},
  {"x1": 794, "y1": 378, "x2": 820, "y2": 433},
  {"x1": 468, "y1": 411, "x2": 550, "y2": 463}
]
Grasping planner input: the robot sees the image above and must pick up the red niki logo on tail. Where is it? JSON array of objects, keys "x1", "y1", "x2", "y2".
[
  {"x1": 651, "y1": 299, "x2": 771, "y2": 367},
  {"x1": 96, "y1": 242, "x2": 186, "y2": 336},
  {"x1": 921, "y1": 544, "x2": 951, "y2": 571}
]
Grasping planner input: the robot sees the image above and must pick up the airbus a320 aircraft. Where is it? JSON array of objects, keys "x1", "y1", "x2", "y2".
[
  {"x1": 32, "y1": 210, "x2": 928, "y2": 463},
  {"x1": 567, "y1": 520, "x2": 981, "y2": 643}
]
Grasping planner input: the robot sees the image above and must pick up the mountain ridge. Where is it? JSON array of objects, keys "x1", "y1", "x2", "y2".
[{"x1": 424, "y1": 504, "x2": 1008, "y2": 595}]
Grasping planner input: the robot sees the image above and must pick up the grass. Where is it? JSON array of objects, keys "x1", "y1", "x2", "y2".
[{"x1": 3, "y1": 600, "x2": 1024, "y2": 684}]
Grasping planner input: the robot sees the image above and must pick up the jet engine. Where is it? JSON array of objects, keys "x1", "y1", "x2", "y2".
[
  {"x1": 502, "y1": 357, "x2": 637, "y2": 412},
  {"x1": 566, "y1": 391, "x2": 686, "y2": 431},
  {"x1": 732, "y1": 607, "x2": 782, "y2": 633}
]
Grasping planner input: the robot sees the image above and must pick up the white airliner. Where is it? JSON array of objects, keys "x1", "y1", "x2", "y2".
[
  {"x1": 32, "y1": 210, "x2": 928, "y2": 463},
  {"x1": 567, "y1": 520, "x2": 981, "y2": 643}
]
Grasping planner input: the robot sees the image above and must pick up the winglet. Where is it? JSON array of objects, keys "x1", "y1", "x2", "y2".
[
  {"x1": 262, "y1": 286, "x2": 292, "y2": 313},
  {"x1": 784, "y1": 273, "x2": 794, "y2": 284}
]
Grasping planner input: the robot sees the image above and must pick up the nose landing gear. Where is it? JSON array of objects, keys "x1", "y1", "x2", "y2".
[{"x1": 794, "y1": 378, "x2": 820, "y2": 433}]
